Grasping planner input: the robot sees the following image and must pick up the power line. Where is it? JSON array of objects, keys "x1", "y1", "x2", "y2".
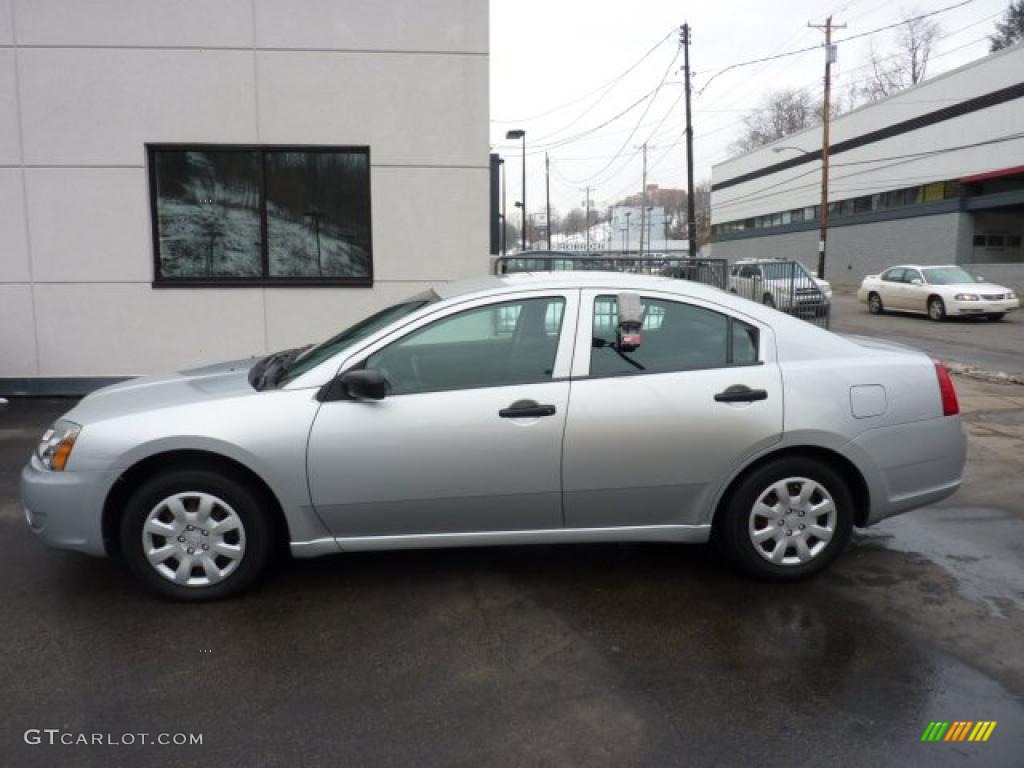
[
  {"x1": 490, "y1": 27, "x2": 676, "y2": 125},
  {"x1": 710, "y1": 130, "x2": 1024, "y2": 213},
  {"x1": 695, "y1": 0, "x2": 977, "y2": 96}
]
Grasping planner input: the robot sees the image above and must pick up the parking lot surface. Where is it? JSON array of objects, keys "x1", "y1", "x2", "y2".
[
  {"x1": 2, "y1": 374, "x2": 1024, "y2": 766},
  {"x1": 830, "y1": 291, "x2": 1024, "y2": 375}
]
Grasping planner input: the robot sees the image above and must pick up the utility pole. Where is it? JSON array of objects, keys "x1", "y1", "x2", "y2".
[
  {"x1": 681, "y1": 23, "x2": 697, "y2": 259},
  {"x1": 545, "y1": 152, "x2": 552, "y2": 250},
  {"x1": 808, "y1": 16, "x2": 845, "y2": 279},
  {"x1": 583, "y1": 186, "x2": 592, "y2": 254},
  {"x1": 624, "y1": 211, "x2": 632, "y2": 254}
]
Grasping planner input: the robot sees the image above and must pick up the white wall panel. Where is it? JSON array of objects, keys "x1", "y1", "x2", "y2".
[
  {"x1": 0, "y1": 169, "x2": 29, "y2": 282},
  {"x1": 254, "y1": 0, "x2": 487, "y2": 53},
  {"x1": 371, "y1": 166, "x2": 488, "y2": 281},
  {"x1": 25, "y1": 168, "x2": 152, "y2": 283},
  {"x1": 263, "y1": 281, "x2": 433, "y2": 352},
  {"x1": 0, "y1": 0, "x2": 12, "y2": 45},
  {"x1": 0, "y1": 50, "x2": 20, "y2": 164},
  {"x1": 34, "y1": 284, "x2": 265, "y2": 376},
  {"x1": 13, "y1": 0, "x2": 253, "y2": 47},
  {"x1": 0, "y1": 285, "x2": 36, "y2": 375},
  {"x1": 18, "y1": 48, "x2": 257, "y2": 166},
  {"x1": 256, "y1": 50, "x2": 487, "y2": 167}
]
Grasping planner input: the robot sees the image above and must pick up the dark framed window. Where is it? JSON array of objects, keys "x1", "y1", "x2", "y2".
[{"x1": 148, "y1": 145, "x2": 372, "y2": 286}]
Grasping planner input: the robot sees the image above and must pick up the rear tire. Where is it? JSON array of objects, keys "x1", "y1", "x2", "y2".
[
  {"x1": 120, "y1": 468, "x2": 275, "y2": 601},
  {"x1": 715, "y1": 457, "x2": 854, "y2": 581},
  {"x1": 928, "y1": 296, "x2": 946, "y2": 322},
  {"x1": 867, "y1": 292, "x2": 884, "y2": 314}
]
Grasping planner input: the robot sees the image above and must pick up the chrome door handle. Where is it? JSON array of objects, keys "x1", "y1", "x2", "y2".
[{"x1": 499, "y1": 400, "x2": 557, "y2": 418}]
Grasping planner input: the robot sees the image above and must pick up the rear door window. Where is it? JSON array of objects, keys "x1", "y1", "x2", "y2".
[{"x1": 590, "y1": 296, "x2": 759, "y2": 376}]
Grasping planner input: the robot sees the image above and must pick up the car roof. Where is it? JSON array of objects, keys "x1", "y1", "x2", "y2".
[{"x1": 434, "y1": 271, "x2": 728, "y2": 302}]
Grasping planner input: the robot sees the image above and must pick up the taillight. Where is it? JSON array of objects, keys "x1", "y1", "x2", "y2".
[{"x1": 934, "y1": 361, "x2": 959, "y2": 416}]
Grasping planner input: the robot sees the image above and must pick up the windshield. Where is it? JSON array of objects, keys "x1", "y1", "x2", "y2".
[
  {"x1": 922, "y1": 267, "x2": 979, "y2": 285},
  {"x1": 278, "y1": 292, "x2": 437, "y2": 385}
]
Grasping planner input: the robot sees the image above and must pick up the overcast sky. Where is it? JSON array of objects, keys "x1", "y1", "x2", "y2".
[{"x1": 489, "y1": 0, "x2": 1009, "y2": 216}]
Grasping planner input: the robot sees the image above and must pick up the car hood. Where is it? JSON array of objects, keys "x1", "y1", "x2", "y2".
[{"x1": 64, "y1": 357, "x2": 259, "y2": 424}]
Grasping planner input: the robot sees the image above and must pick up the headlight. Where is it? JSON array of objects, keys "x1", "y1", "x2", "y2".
[
  {"x1": 36, "y1": 420, "x2": 81, "y2": 471},
  {"x1": 1008, "y1": 291, "x2": 1017, "y2": 300},
  {"x1": 954, "y1": 293, "x2": 979, "y2": 301}
]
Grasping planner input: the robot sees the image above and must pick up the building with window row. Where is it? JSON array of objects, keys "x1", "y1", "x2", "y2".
[
  {"x1": 0, "y1": 0, "x2": 489, "y2": 393},
  {"x1": 709, "y1": 41, "x2": 1024, "y2": 289}
]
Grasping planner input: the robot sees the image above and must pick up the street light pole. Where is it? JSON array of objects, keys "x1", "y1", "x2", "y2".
[{"x1": 506, "y1": 129, "x2": 527, "y2": 251}]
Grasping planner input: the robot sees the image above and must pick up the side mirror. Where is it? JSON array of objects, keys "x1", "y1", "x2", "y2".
[
  {"x1": 340, "y1": 369, "x2": 389, "y2": 400},
  {"x1": 910, "y1": 278, "x2": 923, "y2": 286}
]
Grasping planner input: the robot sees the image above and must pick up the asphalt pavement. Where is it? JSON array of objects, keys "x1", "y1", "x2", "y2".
[
  {"x1": 2, "y1": 376, "x2": 1024, "y2": 767},
  {"x1": 829, "y1": 291, "x2": 1024, "y2": 375}
]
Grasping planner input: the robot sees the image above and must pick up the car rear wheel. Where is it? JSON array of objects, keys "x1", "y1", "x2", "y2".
[
  {"x1": 867, "y1": 292, "x2": 884, "y2": 314},
  {"x1": 715, "y1": 457, "x2": 854, "y2": 581},
  {"x1": 928, "y1": 296, "x2": 946, "y2": 321},
  {"x1": 120, "y1": 468, "x2": 274, "y2": 601}
]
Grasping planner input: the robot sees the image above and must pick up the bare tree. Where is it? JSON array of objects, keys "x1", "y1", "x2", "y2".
[
  {"x1": 858, "y1": 9, "x2": 941, "y2": 103},
  {"x1": 729, "y1": 88, "x2": 824, "y2": 154},
  {"x1": 990, "y1": 1, "x2": 1024, "y2": 51},
  {"x1": 562, "y1": 208, "x2": 586, "y2": 236}
]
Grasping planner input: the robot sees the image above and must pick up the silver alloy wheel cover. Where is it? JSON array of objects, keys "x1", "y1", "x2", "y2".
[
  {"x1": 929, "y1": 299, "x2": 943, "y2": 319},
  {"x1": 869, "y1": 294, "x2": 881, "y2": 312},
  {"x1": 141, "y1": 491, "x2": 246, "y2": 587},
  {"x1": 748, "y1": 477, "x2": 837, "y2": 566}
]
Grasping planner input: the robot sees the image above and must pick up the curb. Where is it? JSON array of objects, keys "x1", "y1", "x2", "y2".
[{"x1": 944, "y1": 361, "x2": 1024, "y2": 386}]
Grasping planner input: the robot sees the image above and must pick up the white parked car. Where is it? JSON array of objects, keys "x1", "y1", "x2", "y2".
[
  {"x1": 729, "y1": 259, "x2": 832, "y2": 311},
  {"x1": 858, "y1": 265, "x2": 1019, "y2": 321}
]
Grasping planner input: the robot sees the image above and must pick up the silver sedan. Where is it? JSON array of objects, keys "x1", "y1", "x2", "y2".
[{"x1": 22, "y1": 272, "x2": 967, "y2": 599}]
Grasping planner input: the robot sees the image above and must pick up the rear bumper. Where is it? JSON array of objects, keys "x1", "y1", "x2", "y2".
[
  {"x1": 850, "y1": 415, "x2": 967, "y2": 526},
  {"x1": 20, "y1": 456, "x2": 116, "y2": 557}
]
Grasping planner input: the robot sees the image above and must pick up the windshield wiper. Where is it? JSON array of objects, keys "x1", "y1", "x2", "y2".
[{"x1": 248, "y1": 345, "x2": 311, "y2": 391}]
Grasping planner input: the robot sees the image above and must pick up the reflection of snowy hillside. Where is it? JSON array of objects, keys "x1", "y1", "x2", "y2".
[
  {"x1": 266, "y1": 202, "x2": 369, "y2": 277},
  {"x1": 158, "y1": 200, "x2": 261, "y2": 277},
  {"x1": 157, "y1": 200, "x2": 370, "y2": 278}
]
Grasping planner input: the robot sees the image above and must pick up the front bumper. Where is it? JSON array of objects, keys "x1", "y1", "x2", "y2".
[
  {"x1": 948, "y1": 298, "x2": 1019, "y2": 315},
  {"x1": 20, "y1": 455, "x2": 118, "y2": 557}
]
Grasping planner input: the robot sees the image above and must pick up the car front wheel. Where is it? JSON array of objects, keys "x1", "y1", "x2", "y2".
[
  {"x1": 867, "y1": 292, "x2": 884, "y2": 314},
  {"x1": 928, "y1": 296, "x2": 946, "y2": 321},
  {"x1": 987, "y1": 313, "x2": 1005, "y2": 322},
  {"x1": 120, "y1": 468, "x2": 275, "y2": 601},
  {"x1": 715, "y1": 457, "x2": 854, "y2": 581}
]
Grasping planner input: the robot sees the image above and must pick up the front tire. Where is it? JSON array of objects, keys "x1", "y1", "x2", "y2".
[
  {"x1": 987, "y1": 313, "x2": 1005, "y2": 322},
  {"x1": 867, "y1": 292, "x2": 884, "y2": 314},
  {"x1": 715, "y1": 457, "x2": 854, "y2": 581},
  {"x1": 928, "y1": 296, "x2": 946, "y2": 321},
  {"x1": 120, "y1": 468, "x2": 275, "y2": 601}
]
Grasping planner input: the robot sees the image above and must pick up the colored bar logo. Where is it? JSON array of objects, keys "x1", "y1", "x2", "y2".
[{"x1": 921, "y1": 721, "x2": 997, "y2": 742}]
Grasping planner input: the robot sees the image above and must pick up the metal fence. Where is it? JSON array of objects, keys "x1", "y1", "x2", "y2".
[
  {"x1": 727, "y1": 260, "x2": 831, "y2": 328},
  {"x1": 494, "y1": 251, "x2": 729, "y2": 290},
  {"x1": 493, "y1": 251, "x2": 829, "y2": 328}
]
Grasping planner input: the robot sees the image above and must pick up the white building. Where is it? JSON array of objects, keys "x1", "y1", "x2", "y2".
[
  {"x1": 0, "y1": 0, "x2": 489, "y2": 394},
  {"x1": 710, "y1": 42, "x2": 1024, "y2": 288}
]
